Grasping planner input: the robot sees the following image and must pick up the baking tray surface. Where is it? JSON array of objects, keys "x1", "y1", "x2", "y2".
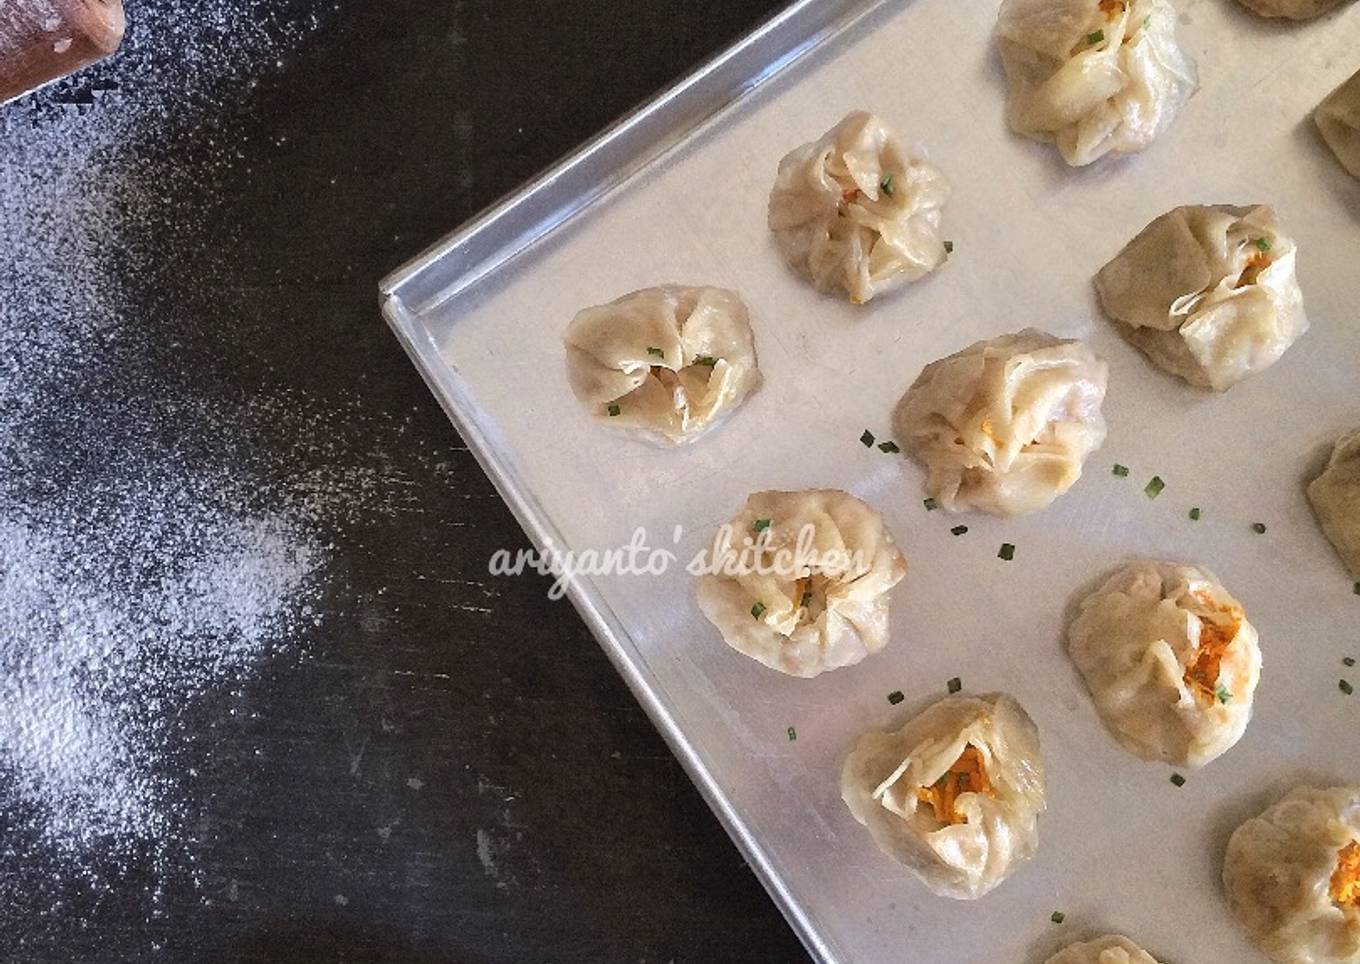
[{"x1": 381, "y1": 0, "x2": 1360, "y2": 960}]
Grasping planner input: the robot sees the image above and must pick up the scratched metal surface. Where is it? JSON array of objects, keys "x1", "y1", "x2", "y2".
[{"x1": 382, "y1": 0, "x2": 1360, "y2": 959}]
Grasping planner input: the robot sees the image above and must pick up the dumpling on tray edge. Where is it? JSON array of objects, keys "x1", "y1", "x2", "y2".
[{"x1": 564, "y1": 285, "x2": 761, "y2": 445}]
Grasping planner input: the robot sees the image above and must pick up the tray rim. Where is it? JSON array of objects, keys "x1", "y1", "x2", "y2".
[{"x1": 377, "y1": 2, "x2": 901, "y2": 960}]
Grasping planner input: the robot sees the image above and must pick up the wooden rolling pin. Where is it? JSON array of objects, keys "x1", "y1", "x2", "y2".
[{"x1": 0, "y1": 0, "x2": 125, "y2": 105}]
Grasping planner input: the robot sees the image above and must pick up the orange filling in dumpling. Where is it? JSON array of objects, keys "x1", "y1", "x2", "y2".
[
  {"x1": 916, "y1": 745, "x2": 994, "y2": 826},
  {"x1": 1331, "y1": 841, "x2": 1360, "y2": 909},
  {"x1": 1184, "y1": 592, "x2": 1242, "y2": 704}
]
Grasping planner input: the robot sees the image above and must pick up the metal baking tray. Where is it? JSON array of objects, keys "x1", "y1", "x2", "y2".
[{"x1": 379, "y1": 0, "x2": 1360, "y2": 959}]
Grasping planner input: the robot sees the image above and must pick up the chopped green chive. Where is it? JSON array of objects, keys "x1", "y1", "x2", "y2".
[
  {"x1": 880, "y1": 174, "x2": 895, "y2": 198},
  {"x1": 1344, "y1": 657, "x2": 1356, "y2": 668},
  {"x1": 1189, "y1": 507, "x2": 1202, "y2": 521},
  {"x1": 787, "y1": 725, "x2": 797, "y2": 742},
  {"x1": 1051, "y1": 911, "x2": 1066, "y2": 924},
  {"x1": 860, "y1": 429, "x2": 875, "y2": 448},
  {"x1": 751, "y1": 601, "x2": 766, "y2": 619},
  {"x1": 801, "y1": 591, "x2": 813, "y2": 608},
  {"x1": 1142, "y1": 13, "x2": 1151, "y2": 27},
  {"x1": 923, "y1": 498, "x2": 939, "y2": 511},
  {"x1": 1254, "y1": 237, "x2": 1272, "y2": 253},
  {"x1": 1252, "y1": 522, "x2": 1267, "y2": 534},
  {"x1": 1170, "y1": 773, "x2": 1186, "y2": 787},
  {"x1": 606, "y1": 402, "x2": 621, "y2": 417},
  {"x1": 887, "y1": 690, "x2": 905, "y2": 705},
  {"x1": 1342, "y1": 680, "x2": 1355, "y2": 696},
  {"x1": 877, "y1": 440, "x2": 901, "y2": 453},
  {"x1": 1216, "y1": 683, "x2": 1232, "y2": 705},
  {"x1": 998, "y1": 543, "x2": 1015, "y2": 561},
  {"x1": 947, "y1": 677, "x2": 962, "y2": 694},
  {"x1": 752, "y1": 518, "x2": 771, "y2": 533},
  {"x1": 1086, "y1": 29, "x2": 1105, "y2": 44},
  {"x1": 1145, "y1": 476, "x2": 1165, "y2": 499},
  {"x1": 646, "y1": 346, "x2": 664, "y2": 358},
  {"x1": 693, "y1": 355, "x2": 717, "y2": 367},
  {"x1": 950, "y1": 525, "x2": 968, "y2": 536},
  {"x1": 943, "y1": 240, "x2": 955, "y2": 254},
  {"x1": 1112, "y1": 463, "x2": 1130, "y2": 477}
]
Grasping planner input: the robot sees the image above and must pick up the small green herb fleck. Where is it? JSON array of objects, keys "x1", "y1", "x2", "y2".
[
  {"x1": 1252, "y1": 522, "x2": 1267, "y2": 534},
  {"x1": 1216, "y1": 683, "x2": 1232, "y2": 705},
  {"x1": 752, "y1": 518, "x2": 771, "y2": 533},
  {"x1": 1189, "y1": 507, "x2": 1202, "y2": 521},
  {"x1": 1145, "y1": 476, "x2": 1166, "y2": 499},
  {"x1": 950, "y1": 525, "x2": 968, "y2": 536},
  {"x1": 1113, "y1": 463, "x2": 1130, "y2": 477},
  {"x1": 947, "y1": 677, "x2": 962, "y2": 694},
  {"x1": 923, "y1": 498, "x2": 939, "y2": 511},
  {"x1": 787, "y1": 725, "x2": 797, "y2": 742},
  {"x1": 1342, "y1": 680, "x2": 1355, "y2": 696},
  {"x1": 1142, "y1": 13, "x2": 1151, "y2": 27},
  {"x1": 1344, "y1": 657, "x2": 1356, "y2": 668},
  {"x1": 1086, "y1": 29, "x2": 1105, "y2": 44},
  {"x1": 646, "y1": 346, "x2": 664, "y2": 358},
  {"x1": 998, "y1": 543, "x2": 1015, "y2": 561},
  {"x1": 801, "y1": 591, "x2": 813, "y2": 608},
  {"x1": 1170, "y1": 773, "x2": 1186, "y2": 787},
  {"x1": 887, "y1": 690, "x2": 905, "y2": 705},
  {"x1": 693, "y1": 355, "x2": 717, "y2": 367},
  {"x1": 860, "y1": 429, "x2": 875, "y2": 448},
  {"x1": 877, "y1": 440, "x2": 901, "y2": 453},
  {"x1": 943, "y1": 240, "x2": 955, "y2": 254},
  {"x1": 880, "y1": 174, "x2": 895, "y2": 198},
  {"x1": 751, "y1": 601, "x2": 766, "y2": 620},
  {"x1": 1051, "y1": 911, "x2": 1066, "y2": 924},
  {"x1": 606, "y1": 403, "x2": 621, "y2": 417},
  {"x1": 1254, "y1": 237, "x2": 1272, "y2": 253}
]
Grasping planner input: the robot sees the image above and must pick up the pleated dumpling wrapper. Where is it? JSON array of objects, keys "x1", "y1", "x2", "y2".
[
  {"x1": 1046, "y1": 935, "x2": 1164, "y2": 964},
  {"x1": 695, "y1": 489, "x2": 907, "y2": 678},
  {"x1": 768, "y1": 110, "x2": 950, "y2": 305},
  {"x1": 996, "y1": 0, "x2": 1198, "y2": 166},
  {"x1": 1239, "y1": 0, "x2": 1351, "y2": 18},
  {"x1": 1068, "y1": 561, "x2": 1261, "y2": 768},
  {"x1": 1317, "y1": 69, "x2": 1360, "y2": 180},
  {"x1": 1096, "y1": 204, "x2": 1308, "y2": 391},
  {"x1": 1224, "y1": 785, "x2": 1360, "y2": 964},
  {"x1": 1308, "y1": 428, "x2": 1360, "y2": 579},
  {"x1": 564, "y1": 285, "x2": 760, "y2": 445},
  {"x1": 841, "y1": 693, "x2": 1045, "y2": 899},
  {"x1": 894, "y1": 328, "x2": 1108, "y2": 517}
]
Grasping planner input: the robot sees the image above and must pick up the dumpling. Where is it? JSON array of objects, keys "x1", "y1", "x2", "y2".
[
  {"x1": 694, "y1": 489, "x2": 907, "y2": 678},
  {"x1": 1317, "y1": 69, "x2": 1360, "y2": 180},
  {"x1": 996, "y1": 0, "x2": 1198, "y2": 166},
  {"x1": 893, "y1": 329, "x2": 1108, "y2": 516},
  {"x1": 1046, "y1": 935, "x2": 1163, "y2": 964},
  {"x1": 564, "y1": 285, "x2": 760, "y2": 445},
  {"x1": 1095, "y1": 204, "x2": 1309, "y2": 391},
  {"x1": 1067, "y1": 561, "x2": 1262, "y2": 768},
  {"x1": 767, "y1": 110, "x2": 950, "y2": 304},
  {"x1": 1223, "y1": 785, "x2": 1360, "y2": 964},
  {"x1": 1308, "y1": 428, "x2": 1360, "y2": 579},
  {"x1": 1238, "y1": 0, "x2": 1351, "y2": 19},
  {"x1": 840, "y1": 692, "x2": 1045, "y2": 899}
]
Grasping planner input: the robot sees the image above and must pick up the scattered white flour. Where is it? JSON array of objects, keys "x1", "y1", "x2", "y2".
[{"x1": 0, "y1": 0, "x2": 443, "y2": 884}]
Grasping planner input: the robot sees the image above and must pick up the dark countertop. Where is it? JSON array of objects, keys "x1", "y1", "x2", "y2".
[{"x1": 0, "y1": 1, "x2": 810, "y2": 961}]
